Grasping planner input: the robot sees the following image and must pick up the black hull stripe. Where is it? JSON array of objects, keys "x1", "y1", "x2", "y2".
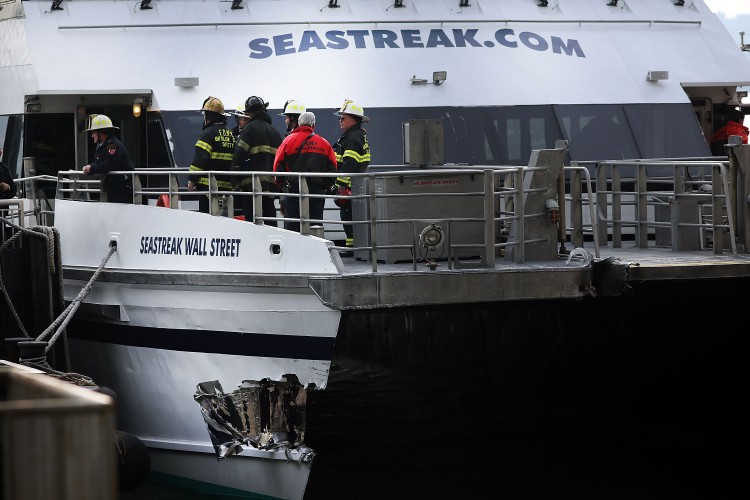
[{"x1": 68, "y1": 320, "x2": 337, "y2": 361}]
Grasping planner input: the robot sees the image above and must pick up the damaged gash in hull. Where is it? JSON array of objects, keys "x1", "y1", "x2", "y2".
[{"x1": 195, "y1": 377, "x2": 314, "y2": 463}]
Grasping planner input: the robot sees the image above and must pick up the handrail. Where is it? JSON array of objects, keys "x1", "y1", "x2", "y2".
[
  {"x1": 593, "y1": 159, "x2": 738, "y2": 255},
  {"x1": 39, "y1": 153, "x2": 746, "y2": 274},
  {"x1": 53, "y1": 166, "x2": 555, "y2": 269}
]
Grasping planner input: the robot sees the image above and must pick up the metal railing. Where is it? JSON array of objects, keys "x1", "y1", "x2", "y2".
[
  {"x1": 580, "y1": 158, "x2": 739, "y2": 254},
  {"x1": 16, "y1": 154, "x2": 745, "y2": 273},
  {"x1": 50, "y1": 165, "x2": 595, "y2": 269}
]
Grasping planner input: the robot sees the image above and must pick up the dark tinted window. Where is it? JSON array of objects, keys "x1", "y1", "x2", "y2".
[
  {"x1": 554, "y1": 104, "x2": 641, "y2": 161},
  {"x1": 161, "y1": 111, "x2": 205, "y2": 170},
  {"x1": 163, "y1": 103, "x2": 710, "y2": 170},
  {"x1": 146, "y1": 113, "x2": 173, "y2": 169},
  {"x1": 625, "y1": 103, "x2": 710, "y2": 159},
  {"x1": 24, "y1": 113, "x2": 76, "y2": 176}
]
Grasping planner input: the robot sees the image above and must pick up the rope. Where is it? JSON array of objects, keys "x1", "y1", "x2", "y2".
[
  {"x1": 565, "y1": 247, "x2": 593, "y2": 266},
  {"x1": 2, "y1": 215, "x2": 109, "y2": 387},
  {"x1": 0, "y1": 274, "x2": 30, "y2": 338},
  {"x1": 0, "y1": 218, "x2": 58, "y2": 340},
  {"x1": 49, "y1": 226, "x2": 71, "y2": 371},
  {"x1": 0, "y1": 228, "x2": 24, "y2": 253},
  {"x1": 37, "y1": 244, "x2": 117, "y2": 354},
  {"x1": 31, "y1": 226, "x2": 57, "y2": 337},
  {"x1": 21, "y1": 358, "x2": 98, "y2": 387}
]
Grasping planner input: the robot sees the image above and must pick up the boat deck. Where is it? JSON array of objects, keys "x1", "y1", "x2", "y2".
[
  {"x1": 312, "y1": 242, "x2": 750, "y2": 309},
  {"x1": 15, "y1": 151, "x2": 750, "y2": 311}
]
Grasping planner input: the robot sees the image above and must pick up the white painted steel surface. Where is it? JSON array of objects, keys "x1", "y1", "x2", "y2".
[
  {"x1": 52, "y1": 199, "x2": 341, "y2": 500},
  {"x1": 54, "y1": 199, "x2": 341, "y2": 274},
  {"x1": 1, "y1": 0, "x2": 749, "y2": 115}
]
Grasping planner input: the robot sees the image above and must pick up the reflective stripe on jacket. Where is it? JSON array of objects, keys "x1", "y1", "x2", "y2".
[
  {"x1": 231, "y1": 111, "x2": 282, "y2": 189},
  {"x1": 333, "y1": 123, "x2": 370, "y2": 188},
  {"x1": 189, "y1": 122, "x2": 236, "y2": 189}
]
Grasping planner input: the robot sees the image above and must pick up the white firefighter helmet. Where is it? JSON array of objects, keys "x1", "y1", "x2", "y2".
[
  {"x1": 87, "y1": 114, "x2": 119, "y2": 131},
  {"x1": 279, "y1": 99, "x2": 306, "y2": 117},
  {"x1": 335, "y1": 99, "x2": 370, "y2": 123}
]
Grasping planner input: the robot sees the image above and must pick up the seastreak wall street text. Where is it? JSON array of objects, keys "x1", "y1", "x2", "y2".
[{"x1": 139, "y1": 236, "x2": 242, "y2": 257}]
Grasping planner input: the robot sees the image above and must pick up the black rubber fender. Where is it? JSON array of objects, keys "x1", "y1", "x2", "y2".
[{"x1": 115, "y1": 430, "x2": 151, "y2": 491}]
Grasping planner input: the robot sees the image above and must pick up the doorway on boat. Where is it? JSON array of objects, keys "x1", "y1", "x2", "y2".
[{"x1": 23, "y1": 113, "x2": 76, "y2": 202}]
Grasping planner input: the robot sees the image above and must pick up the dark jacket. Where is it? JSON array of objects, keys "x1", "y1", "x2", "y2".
[
  {"x1": 232, "y1": 111, "x2": 282, "y2": 190},
  {"x1": 189, "y1": 121, "x2": 236, "y2": 190},
  {"x1": 273, "y1": 125, "x2": 337, "y2": 191},
  {"x1": 88, "y1": 134, "x2": 134, "y2": 202},
  {"x1": 0, "y1": 160, "x2": 16, "y2": 199},
  {"x1": 333, "y1": 122, "x2": 370, "y2": 188}
]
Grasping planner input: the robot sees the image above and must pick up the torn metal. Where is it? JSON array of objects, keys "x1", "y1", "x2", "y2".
[{"x1": 194, "y1": 375, "x2": 313, "y2": 462}]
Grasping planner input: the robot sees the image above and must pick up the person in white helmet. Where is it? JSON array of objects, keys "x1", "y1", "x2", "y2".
[
  {"x1": 82, "y1": 114, "x2": 134, "y2": 204},
  {"x1": 231, "y1": 102, "x2": 250, "y2": 139},
  {"x1": 279, "y1": 99, "x2": 306, "y2": 136},
  {"x1": 276, "y1": 99, "x2": 307, "y2": 217},
  {"x1": 333, "y1": 99, "x2": 371, "y2": 253}
]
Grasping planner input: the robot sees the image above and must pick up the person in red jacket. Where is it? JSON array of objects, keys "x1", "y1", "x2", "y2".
[
  {"x1": 711, "y1": 108, "x2": 749, "y2": 155},
  {"x1": 273, "y1": 112, "x2": 337, "y2": 232}
]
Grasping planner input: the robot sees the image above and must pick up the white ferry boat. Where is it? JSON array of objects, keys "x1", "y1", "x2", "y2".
[{"x1": 2, "y1": 1, "x2": 750, "y2": 499}]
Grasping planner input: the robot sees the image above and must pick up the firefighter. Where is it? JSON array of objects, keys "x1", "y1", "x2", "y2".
[
  {"x1": 279, "y1": 99, "x2": 306, "y2": 135},
  {"x1": 82, "y1": 114, "x2": 134, "y2": 204},
  {"x1": 231, "y1": 96, "x2": 282, "y2": 225},
  {"x1": 187, "y1": 96, "x2": 236, "y2": 214},
  {"x1": 333, "y1": 99, "x2": 371, "y2": 254},
  {"x1": 231, "y1": 102, "x2": 250, "y2": 139}
]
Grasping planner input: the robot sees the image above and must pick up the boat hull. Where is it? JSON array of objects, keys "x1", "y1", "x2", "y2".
[
  {"x1": 145, "y1": 446, "x2": 311, "y2": 500},
  {"x1": 54, "y1": 200, "x2": 342, "y2": 499}
]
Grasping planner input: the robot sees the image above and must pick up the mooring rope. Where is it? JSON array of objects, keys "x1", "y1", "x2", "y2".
[
  {"x1": 20, "y1": 356, "x2": 98, "y2": 387},
  {"x1": 2, "y1": 215, "x2": 114, "y2": 382},
  {"x1": 0, "y1": 273, "x2": 29, "y2": 337},
  {"x1": 50, "y1": 225, "x2": 71, "y2": 371},
  {"x1": 36, "y1": 226, "x2": 58, "y2": 327},
  {"x1": 0, "y1": 218, "x2": 55, "y2": 339},
  {"x1": 37, "y1": 243, "x2": 117, "y2": 353},
  {"x1": 18, "y1": 235, "x2": 115, "y2": 388}
]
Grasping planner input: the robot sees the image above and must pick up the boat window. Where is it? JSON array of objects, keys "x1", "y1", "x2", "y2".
[
  {"x1": 25, "y1": 114, "x2": 75, "y2": 176},
  {"x1": 162, "y1": 104, "x2": 711, "y2": 172},
  {"x1": 530, "y1": 117, "x2": 548, "y2": 153},
  {"x1": 146, "y1": 114, "x2": 173, "y2": 169},
  {"x1": 0, "y1": 116, "x2": 7, "y2": 146},
  {"x1": 625, "y1": 104, "x2": 710, "y2": 159},
  {"x1": 161, "y1": 111, "x2": 206, "y2": 170},
  {"x1": 24, "y1": 113, "x2": 76, "y2": 198},
  {"x1": 482, "y1": 106, "x2": 561, "y2": 165},
  {"x1": 0, "y1": 115, "x2": 24, "y2": 178},
  {"x1": 553, "y1": 104, "x2": 641, "y2": 162}
]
